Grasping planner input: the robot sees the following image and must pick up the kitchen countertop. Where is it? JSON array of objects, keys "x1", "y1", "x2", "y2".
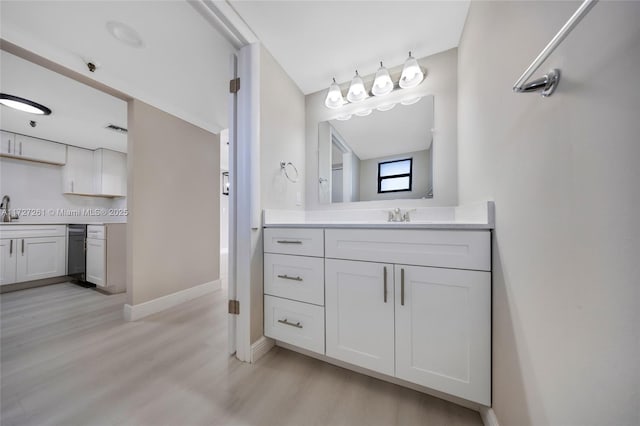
[{"x1": 263, "y1": 202, "x2": 495, "y2": 230}]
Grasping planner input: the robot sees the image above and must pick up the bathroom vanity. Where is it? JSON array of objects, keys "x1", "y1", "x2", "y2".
[{"x1": 263, "y1": 203, "x2": 494, "y2": 406}]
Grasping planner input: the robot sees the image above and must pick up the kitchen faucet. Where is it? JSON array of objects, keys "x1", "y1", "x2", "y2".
[{"x1": 1, "y1": 195, "x2": 18, "y2": 222}]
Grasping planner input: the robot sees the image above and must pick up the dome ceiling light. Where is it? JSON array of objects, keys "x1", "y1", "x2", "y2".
[{"x1": 0, "y1": 93, "x2": 52, "y2": 115}]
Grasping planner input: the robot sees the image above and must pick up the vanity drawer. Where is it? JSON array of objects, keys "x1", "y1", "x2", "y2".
[
  {"x1": 264, "y1": 228, "x2": 324, "y2": 257},
  {"x1": 325, "y1": 229, "x2": 491, "y2": 271},
  {"x1": 264, "y1": 253, "x2": 324, "y2": 305},
  {"x1": 264, "y1": 295, "x2": 325, "y2": 355}
]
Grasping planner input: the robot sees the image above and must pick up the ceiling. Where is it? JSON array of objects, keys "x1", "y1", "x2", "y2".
[
  {"x1": 230, "y1": 1, "x2": 470, "y2": 94},
  {"x1": 0, "y1": 0, "x2": 235, "y2": 134},
  {"x1": 1, "y1": 51, "x2": 127, "y2": 153},
  {"x1": 330, "y1": 95, "x2": 434, "y2": 161}
]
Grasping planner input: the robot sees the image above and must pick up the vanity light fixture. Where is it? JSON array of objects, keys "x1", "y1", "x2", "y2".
[
  {"x1": 399, "y1": 52, "x2": 424, "y2": 89},
  {"x1": 371, "y1": 62, "x2": 393, "y2": 96},
  {"x1": 324, "y1": 78, "x2": 345, "y2": 109},
  {"x1": 346, "y1": 70, "x2": 367, "y2": 103},
  {"x1": 336, "y1": 114, "x2": 352, "y2": 121},
  {"x1": 0, "y1": 93, "x2": 52, "y2": 115},
  {"x1": 323, "y1": 52, "x2": 426, "y2": 110}
]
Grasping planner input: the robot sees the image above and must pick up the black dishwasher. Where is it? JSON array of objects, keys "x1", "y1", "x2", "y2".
[{"x1": 68, "y1": 224, "x2": 93, "y2": 287}]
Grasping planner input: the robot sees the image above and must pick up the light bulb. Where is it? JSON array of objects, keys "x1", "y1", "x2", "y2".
[
  {"x1": 336, "y1": 114, "x2": 352, "y2": 121},
  {"x1": 401, "y1": 96, "x2": 422, "y2": 106},
  {"x1": 324, "y1": 78, "x2": 345, "y2": 109},
  {"x1": 355, "y1": 108, "x2": 372, "y2": 117},
  {"x1": 376, "y1": 103, "x2": 396, "y2": 112},
  {"x1": 347, "y1": 70, "x2": 367, "y2": 103},
  {"x1": 372, "y1": 62, "x2": 393, "y2": 97},
  {"x1": 399, "y1": 52, "x2": 424, "y2": 89}
]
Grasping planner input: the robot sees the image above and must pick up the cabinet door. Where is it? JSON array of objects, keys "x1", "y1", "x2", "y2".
[
  {"x1": 1, "y1": 131, "x2": 15, "y2": 156},
  {"x1": 86, "y1": 238, "x2": 106, "y2": 287},
  {"x1": 16, "y1": 236, "x2": 66, "y2": 282},
  {"x1": 325, "y1": 259, "x2": 395, "y2": 375},
  {"x1": 395, "y1": 265, "x2": 491, "y2": 405},
  {"x1": 62, "y1": 146, "x2": 95, "y2": 194},
  {"x1": 15, "y1": 134, "x2": 66, "y2": 164},
  {"x1": 94, "y1": 149, "x2": 126, "y2": 196},
  {"x1": 0, "y1": 239, "x2": 18, "y2": 285}
]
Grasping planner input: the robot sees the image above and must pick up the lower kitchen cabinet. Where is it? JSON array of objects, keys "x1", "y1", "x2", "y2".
[
  {"x1": 0, "y1": 225, "x2": 67, "y2": 286},
  {"x1": 86, "y1": 237, "x2": 106, "y2": 287},
  {"x1": 325, "y1": 259, "x2": 395, "y2": 376},
  {"x1": 394, "y1": 265, "x2": 491, "y2": 406},
  {"x1": 1, "y1": 236, "x2": 66, "y2": 285},
  {"x1": 0, "y1": 238, "x2": 18, "y2": 285}
]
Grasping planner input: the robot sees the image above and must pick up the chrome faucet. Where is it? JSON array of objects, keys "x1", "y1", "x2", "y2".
[
  {"x1": 0, "y1": 195, "x2": 18, "y2": 222},
  {"x1": 388, "y1": 208, "x2": 415, "y2": 223},
  {"x1": 1, "y1": 195, "x2": 11, "y2": 222}
]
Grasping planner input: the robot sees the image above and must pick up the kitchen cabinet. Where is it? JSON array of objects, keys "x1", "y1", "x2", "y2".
[
  {"x1": 1, "y1": 130, "x2": 15, "y2": 156},
  {"x1": 325, "y1": 258, "x2": 395, "y2": 376},
  {"x1": 94, "y1": 148, "x2": 126, "y2": 197},
  {"x1": 0, "y1": 238, "x2": 18, "y2": 285},
  {"x1": 394, "y1": 264, "x2": 491, "y2": 405},
  {"x1": 85, "y1": 224, "x2": 126, "y2": 293},
  {"x1": 86, "y1": 236, "x2": 106, "y2": 287},
  {"x1": 0, "y1": 225, "x2": 67, "y2": 286},
  {"x1": 0, "y1": 132, "x2": 66, "y2": 165},
  {"x1": 63, "y1": 146, "x2": 95, "y2": 195}
]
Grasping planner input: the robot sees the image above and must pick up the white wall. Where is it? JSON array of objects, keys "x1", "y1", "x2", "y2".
[
  {"x1": 359, "y1": 149, "x2": 431, "y2": 202},
  {"x1": 306, "y1": 48, "x2": 457, "y2": 209},
  {"x1": 0, "y1": 157, "x2": 125, "y2": 223},
  {"x1": 458, "y1": 2, "x2": 640, "y2": 425}
]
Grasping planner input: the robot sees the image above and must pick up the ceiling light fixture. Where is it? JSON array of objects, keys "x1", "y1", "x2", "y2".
[
  {"x1": 346, "y1": 70, "x2": 367, "y2": 103},
  {"x1": 371, "y1": 62, "x2": 393, "y2": 97},
  {"x1": 399, "y1": 51, "x2": 424, "y2": 89},
  {"x1": 106, "y1": 21, "x2": 144, "y2": 48},
  {"x1": 324, "y1": 78, "x2": 345, "y2": 109},
  {"x1": 0, "y1": 93, "x2": 52, "y2": 115}
]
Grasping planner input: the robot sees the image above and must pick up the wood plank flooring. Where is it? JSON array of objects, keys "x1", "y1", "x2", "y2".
[{"x1": 1, "y1": 283, "x2": 482, "y2": 426}]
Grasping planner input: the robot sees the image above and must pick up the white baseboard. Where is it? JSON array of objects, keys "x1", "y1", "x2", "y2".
[
  {"x1": 123, "y1": 280, "x2": 220, "y2": 321},
  {"x1": 480, "y1": 407, "x2": 500, "y2": 426},
  {"x1": 250, "y1": 336, "x2": 275, "y2": 363}
]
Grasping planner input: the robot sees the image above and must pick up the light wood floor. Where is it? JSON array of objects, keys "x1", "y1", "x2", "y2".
[{"x1": 1, "y1": 283, "x2": 482, "y2": 426}]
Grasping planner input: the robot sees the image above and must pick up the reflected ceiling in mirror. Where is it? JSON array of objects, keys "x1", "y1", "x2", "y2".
[{"x1": 318, "y1": 95, "x2": 434, "y2": 204}]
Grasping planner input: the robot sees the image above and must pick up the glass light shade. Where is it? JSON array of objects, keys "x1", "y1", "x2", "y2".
[
  {"x1": 401, "y1": 96, "x2": 422, "y2": 106},
  {"x1": 355, "y1": 108, "x2": 372, "y2": 117},
  {"x1": 371, "y1": 62, "x2": 393, "y2": 96},
  {"x1": 399, "y1": 53, "x2": 424, "y2": 89},
  {"x1": 324, "y1": 78, "x2": 345, "y2": 109},
  {"x1": 376, "y1": 103, "x2": 396, "y2": 112},
  {"x1": 346, "y1": 71, "x2": 367, "y2": 103}
]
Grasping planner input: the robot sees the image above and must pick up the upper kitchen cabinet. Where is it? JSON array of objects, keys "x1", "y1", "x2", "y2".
[
  {"x1": 93, "y1": 149, "x2": 126, "y2": 197},
  {"x1": 62, "y1": 146, "x2": 95, "y2": 195},
  {"x1": 0, "y1": 131, "x2": 66, "y2": 165}
]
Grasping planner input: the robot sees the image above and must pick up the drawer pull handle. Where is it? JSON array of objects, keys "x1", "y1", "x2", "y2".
[
  {"x1": 278, "y1": 318, "x2": 303, "y2": 329},
  {"x1": 383, "y1": 266, "x2": 387, "y2": 303},
  {"x1": 277, "y1": 274, "x2": 303, "y2": 282},
  {"x1": 21, "y1": 239, "x2": 25, "y2": 256},
  {"x1": 276, "y1": 240, "x2": 303, "y2": 244},
  {"x1": 401, "y1": 268, "x2": 405, "y2": 306},
  {"x1": 9, "y1": 239, "x2": 13, "y2": 256}
]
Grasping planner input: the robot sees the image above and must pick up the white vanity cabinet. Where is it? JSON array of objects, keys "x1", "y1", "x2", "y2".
[
  {"x1": 0, "y1": 225, "x2": 67, "y2": 286},
  {"x1": 264, "y1": 225, "x2": 492, "y2": 406}
]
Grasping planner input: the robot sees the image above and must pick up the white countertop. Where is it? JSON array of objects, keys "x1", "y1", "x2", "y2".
[{"x1": 263, "y1": 202, "x2": 495, "y2": 230}]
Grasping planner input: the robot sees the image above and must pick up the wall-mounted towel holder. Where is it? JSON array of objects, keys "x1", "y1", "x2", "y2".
[
  {"x1": 513, "y1": 0, "x2": 598, "y2": 97},
  {"x1": 280, "y1": 161, "x2": 299, "y2": 183}
]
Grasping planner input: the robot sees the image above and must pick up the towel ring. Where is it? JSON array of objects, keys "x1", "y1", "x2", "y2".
[{"x1": 280, "y1": 161, "x2": 299, "y2": 183}]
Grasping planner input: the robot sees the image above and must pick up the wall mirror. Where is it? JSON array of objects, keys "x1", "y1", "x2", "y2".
[{"x1": 318, "y1": 95, "x2": 434, "y2": 204}]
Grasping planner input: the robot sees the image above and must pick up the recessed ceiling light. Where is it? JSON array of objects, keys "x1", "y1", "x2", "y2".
[
  {"x1": 0, "y1": 93, "x2": 52, "y2": 115},
  {"x1": 106, "y1": 21, "x2": 144, "y2": 48}
]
